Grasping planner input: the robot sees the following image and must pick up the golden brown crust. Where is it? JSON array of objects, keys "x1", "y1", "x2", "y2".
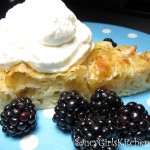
[
  {"x1": 86, "y1": 42, "x2": 150, "y2": 95},
  {"x1": 0, "y1": 41, "x2": 150, "y2": 111}
]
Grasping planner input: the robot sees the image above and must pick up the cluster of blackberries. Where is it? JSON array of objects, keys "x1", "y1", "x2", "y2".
[
  {"x1": 53, "y1": 88, "x2": 150, "y2": 150},
  {"x1": 0, "y1": 87, "x2": 150, "y2": 149},
  {"x1": 0, "y1": 97, "x2": 36, "y2": 136}
]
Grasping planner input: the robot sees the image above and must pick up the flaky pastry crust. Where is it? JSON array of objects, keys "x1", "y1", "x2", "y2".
[{"x1": 0, "y1": 41, "x2": 150, "y2": 111}]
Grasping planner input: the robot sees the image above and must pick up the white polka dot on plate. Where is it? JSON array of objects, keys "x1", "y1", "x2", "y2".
[
  {"x1": 102, "y1": 29, "x2": 111, "y2": 34},
  {"x1": 147, "y1": 98, "x2": 150, "y2": 106},
  {"x1": 127, "y1": 33, "x2": 138, "y2": 38},
  {"x1": 20, "y1": 134, "x2": 39, "y2": 150},
  {"x1": 43, "y1": 108, "x2": 55, "y2": 118}
]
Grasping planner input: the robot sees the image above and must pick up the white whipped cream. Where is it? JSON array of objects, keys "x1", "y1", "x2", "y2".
[{"x1": 0, "y1": 0, "x2": 94, "y2": 73}]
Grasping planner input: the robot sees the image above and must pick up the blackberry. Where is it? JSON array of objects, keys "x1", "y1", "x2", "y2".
[
  {"x1": 0, "y1": 97, "x2": 36, "y2": 136},
  {"x1": 52, "y1": 90, "x2": 90, "y2": 131},
  {"x1": 103, "y1": 38, "x2": 117, "y2": 47},
  {"x1": 71, "y1": 116, "x2": 119, "y2": 150},
  {"x1": 90, "y1": 88, "x2": 124, "y2": 119},
  {"x1": 117, "y1": 102, "x2": 150, "y2": 142}
]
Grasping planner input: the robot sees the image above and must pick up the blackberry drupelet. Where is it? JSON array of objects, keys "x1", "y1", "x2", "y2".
[
  {"x1": 117, "y1": 102, "x2": 150, "y2": 142},
  {"x1": 90, "y1": 88, "x2": 124, "y2": 119},
  {"x1": 71, "y1": 116, "x2": 119, "y2": 150},
  {"x1": 0, "y1": 97, "x2": 36, "y2": 136},
  {"x1": 103, "y1": 38, "x2": 117, "y2": 47},
  {"x1": 52, "y1": 90, "x2": 90, "y2": 131}
]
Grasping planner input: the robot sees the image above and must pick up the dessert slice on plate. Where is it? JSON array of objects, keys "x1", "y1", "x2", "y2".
[
  {"x1": 0, "y1": 0, "x2": 150, "y2": 111},
  {"x1": 0, "y1": 41, "x2": 150, "y2": 111}
]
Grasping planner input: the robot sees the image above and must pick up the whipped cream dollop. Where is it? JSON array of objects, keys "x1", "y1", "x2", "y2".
[{"x1": 0, "y1": 0, "x2": 94, "y2": 73}]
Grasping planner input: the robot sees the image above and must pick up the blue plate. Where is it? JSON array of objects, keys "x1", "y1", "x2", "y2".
[{"x1": 0, "y1": 22, "x2": 150, "y2": 150}]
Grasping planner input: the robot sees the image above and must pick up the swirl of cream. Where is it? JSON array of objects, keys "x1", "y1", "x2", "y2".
[
  {"x1": 0, "y1": 0, "x2": 94, "y2": 73},
  {"x1": 5, "y1": 0, "x2": 77, "y2": 46}
]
